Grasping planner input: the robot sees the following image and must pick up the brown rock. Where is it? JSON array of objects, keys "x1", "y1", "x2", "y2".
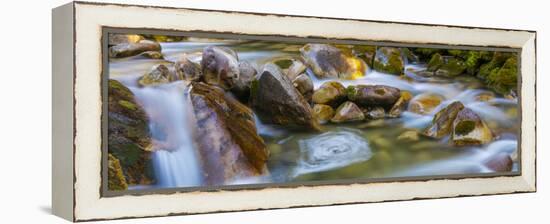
[
  {"x1": 408, "y1": 93, "x2": 444, "y2": 115},
  {"x1": 292, "y1": 73, "x2": 314, "y2": 102},
  {"x1": 331, "y1": 101, "x2": 365, "y2": 123},
  {"x1": 483, "y1": 153, "x2": 513, "y2": 172},
  {"x1": 250, "y1": 63, "x2": 320, "y2": 130},
  {"x1": 231, "y1": 61, "x2": 257, "y2": 100},
  {"x1": 201, "y1": 46, "x2": 240, "y2": 90},
  {"x1": 388, "y1": 91, "x2": 412, "y2": 117},
  {"x1": 312, "y1": 81, "x2": 347, "y2": 107},
  {"x1": 175, "y1": 54, "x2": 202, "y2": 81},
  {"x1": 190, "y1": 82, "x2": 268, "y2": 185},
  {"x1": 347, "y1": 85, "x2": 401, "y2": 108},
  {"x1": 109, "y1": 40, "x2": 162, "y2": 58},
  {"x1": 424, "y1": 101, "x2": 465, "y2": 138},
  {"x1": 313, "y1": 104, "x2": 335, "y2": 124},
  {"x1": 451, "y1": 108, "x2": 493, "y2": 146},
  {"x1": 300, "y1": 43, "x2": 366, "y2": 79}
]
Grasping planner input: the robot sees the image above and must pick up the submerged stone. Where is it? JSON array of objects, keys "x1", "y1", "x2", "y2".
[
  {"x1": 483, "y1": 152, "x2": 513, "y2": 172},
  {"x1": 408, "y1": 92, "x2": 444, "y2": 115},
  {"x1": 250, "y1": 63, "x2": 320, "y2": 130},
  {"x1": 362, "y1": 106, "x2": 385, "y2": 120}
]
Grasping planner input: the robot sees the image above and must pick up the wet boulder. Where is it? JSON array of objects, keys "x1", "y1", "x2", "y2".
[
  {"x1": 401, "y1": 48, "x2": 420, "y2": 64},
  {"x1": 231, "y1": 61, "x2": 257, "y2": 100},
  {"x1": 424, "y1": 101, "x2": 465, "y2": 138},
  {"x1": 346, "y1": 85, "x2": 401, "y2": 108},
  {"x1": 201, "y1": 46, "x2": 240, "y2": 90},
  {"x1": 300, "y1": 44, "x2": 367, "y2": 79},
  {"x1": 138, "y1": 64, "x2": 173, "y2": 86},
  {"x1": 373, "y1": 47, "x2": 404, "y2": 75},
  {"x1": 312, "y1": 81, "x2": 347, "y2": 107},
  {"x1": 285, "y1": 59, "x2": 307, "y2": 80},
  {"x1": 313, "y1": 104, "x2": 335, "y2": 124},
  {"x1": 408, "y1": 92, "x2": 444, "y2": 115},
  {"x1": 331, "y1": 101, "x2": 365, "y2": 123},
  {"x1": 108, "y1": 34, "x2": 144, "y2": 46},
  {"x1": 107, "y1": 79, "x2": 154, "y2": 185},
  {"x1": 250, "y1": 63, "x2": 320, "y2": 130},
  {"x1": 362, "y1": 106, "x2": 385, "y2": 120},
  {"x1": 427, "y1": 53, "x2": 467, "y2": 77},
  {"x1": 109, "y1": 40, "x2": 162, "y2": 58},
  {"x1": 451, "y1": 108, "x2": 493, "y2": 146},
  {"x1": 292, "y1": 73, "x2": 314, "y2": 102},
  {"x1": 351, "y1": 45, "x2": 377, "y2": 67},
  {"x1": 388, "y1": 91, "x2": 413, "y2": 118},
  {"x1": 108, "y1": 154, "x2": 128, "y2": 191},
  {"x1": 190, "y1": 82, "x2": 269, "y2": 185},
  {"x1": 483, "y1": 152, "x2": 513, "y2": 172},
  {"x1": 477, "y1": 52, "x2": 514, "y2": 80},
  {"x1": 174, "y1": 54, "x2": 202, "y2": 81},
  {"x1": 487, "y1": 57, "x2": 518, "y2": 95}
]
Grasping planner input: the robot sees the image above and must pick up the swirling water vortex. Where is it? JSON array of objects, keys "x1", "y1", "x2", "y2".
[{"x1": 293, "y1": 129, "x2": 372, "y2": 177}]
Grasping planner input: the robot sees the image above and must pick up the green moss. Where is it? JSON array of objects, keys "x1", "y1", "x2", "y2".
[
  {"x1": 273, "y1": 58, "x2": 294, "y2": 69},
  {"x1": 413, "y1": 48, "x2": 445, "y2": 60},
  {"x1": 373, "y1": 47, "x2": 404, "y2": 75},
  {"x1": 447, "y1": 49, "x2": 466, "y2": 58},
  {"x1": 439, "y1": 57, "x2": 467, "y2": 76},
  {"x1": 108, "y1": 154, "x2": 128, "y2": 191},
  {"x1": 346, "y1": 85, "x2": 358, "y2": 100},
  {"x1": 118, "y1": 100, "x2": 137, "y2": 111},
  {"x1": 487, "y1": 57, "x2": 518, "y2": 94},
  {"x1": 455, "y1": 120, "x2": 475, "y2": 135},
  {"x1": 477, "y1": 52, "x2": 514, "y2": 80},
  {"x1": 250, "y1": 79, "x2": 259, "y2": 99},
  {"x1": 427, "y1": 53, "x2": 443, "y2": 71}
]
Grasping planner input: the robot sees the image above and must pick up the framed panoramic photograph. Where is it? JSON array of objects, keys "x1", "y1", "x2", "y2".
[{"x1": 52, "y1": 1, "x2": 536, "y2": 222}]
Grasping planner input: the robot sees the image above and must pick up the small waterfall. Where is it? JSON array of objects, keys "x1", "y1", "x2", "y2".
[{"x1": 129, "y1": 81, "x2": 203, "y2": 188}]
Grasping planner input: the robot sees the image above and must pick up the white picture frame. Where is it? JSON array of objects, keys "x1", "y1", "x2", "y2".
[{"x1": 52, "y1": 1, "x2": 536, "y2": 222}]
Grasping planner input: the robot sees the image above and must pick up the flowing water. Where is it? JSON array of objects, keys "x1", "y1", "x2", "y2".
[{"x1": 109, "y1": 39, "x2": 519, "y2": 188}]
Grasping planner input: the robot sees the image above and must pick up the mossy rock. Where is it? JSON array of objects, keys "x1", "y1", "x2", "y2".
[
  {"x1": 427, "y1": 53, "x2": 444, "y2": 71},
  {"x1": 412, "y1": 48, "x2": 445, "y2": 60},
  {"x1": 487, "y1": 57, "x2": 518, "y2": 95},
  {"x1": 427, "y1": 53, "x2": 466, "y2": 76},
  {"x1": 108, "y1": 154, "x2": 128, "y2": 191},
  {"x1": 477, "y1": 52, "x2": 515, "y2": 80},
  {"x1": 191, "y1": 82, "x2": 269, "y2": 184},
  {"x1": 373, "y1": 47, "x2": 404, "y2": 75},
  {"x1": 108, "y1": 79, "x2": 154, "y2": 186}
]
